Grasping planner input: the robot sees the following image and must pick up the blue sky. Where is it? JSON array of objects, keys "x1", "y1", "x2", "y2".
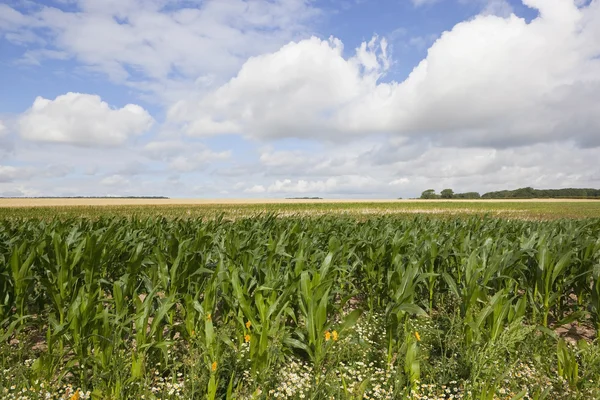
[{"x1": 0, "y1": 0, "x2": 599, "y2": 198}]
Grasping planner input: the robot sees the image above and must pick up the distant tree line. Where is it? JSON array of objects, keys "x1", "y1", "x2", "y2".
[
  {"x1": 420, "y1": 189, "x2": 480, "y2": 199},
  {"x1": 285, "y1": 197, "x2": 323, "y2": 200},
  {"x1": 420, "y1": 187, "x2": 600, "y2": 199},
  {"x1": 482, "y1": 187, "x2": 600, "y2": 199}
]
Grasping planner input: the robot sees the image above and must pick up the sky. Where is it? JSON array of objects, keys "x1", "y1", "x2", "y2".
[{"x1": 0, "y1": 0, "x2": 599, "y2": 199}]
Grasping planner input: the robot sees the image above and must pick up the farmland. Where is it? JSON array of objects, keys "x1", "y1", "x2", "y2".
[
  {"x1": 1, "y1": 198, "x2": 600, "y2": 220},
  {"x1": 1, "y1": 201, "x2": 600, "y2": 399}
]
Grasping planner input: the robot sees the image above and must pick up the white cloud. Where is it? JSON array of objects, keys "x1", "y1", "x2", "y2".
[
  {"x1": 18, "y1": 93, "x2": 154, "y2": 146},
  {"x1": 0, "y1": 0, "x2": 319, "y2": 100},
  {"x1": 0, "y1": 121, "x2": 6, "y2": 136},
  {"x1": 244, "y1": 184, "x2": 266, "y2": 194},
  {"x1": 0, "y1": 185, "x2": 40, "y2": 197},
  {"x1": 412, "y1": 0, "x2": 442, "y2": 6},
  {"x1": 481, "y1": 0, "x2": 514, "y2": 16},
  {"x1": 168, "y1": 35, "x2": 390, "y2": 139},
  {"x1": 0, "y1": 165, "x2": 35, "y2": 183},
  {"x1": 237, "y1": 140, "x2": 600, "y2": 198},
  {"x1": 143, "y1": 140, "x2": 231, "y2": 172},
  {"x1": 389, "y1": 178, "x2": 410, "y2": 185},
  {"x1": 459, "y1": 0, "x2": 514, "y2": 16},
  {"x1": 100, "y1": 174, "x2": 130, "y2": 186},
  {"x1": 19, "y1": 49, "x2": 71, "y2": 66},
  {"x1": 250, "y1": 175, "x2": 384, "y2": 196},
  {"x1": 0, "y1": 4, "x2": 30, "y2": 31},
  {"x1": 171, "y1": 0, "x2": 600, "y2": 148}
]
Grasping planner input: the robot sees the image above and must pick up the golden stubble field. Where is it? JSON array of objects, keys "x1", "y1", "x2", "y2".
[
  {"x1": 1, "y1": 198, "x2": 599, "y2": 219},
  {"x1": 0, "y1": 198, "x2": 597, "y2": 207}
]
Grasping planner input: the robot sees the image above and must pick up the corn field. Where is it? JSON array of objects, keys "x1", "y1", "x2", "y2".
[{"x1": 1, "y1": 214, "x2": 600, "y2": 399}]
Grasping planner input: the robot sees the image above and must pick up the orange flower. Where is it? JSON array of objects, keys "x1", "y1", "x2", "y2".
[
  {"x1": 332, "y1": 330, "x2": 338, "y2": 341},
  {"x1": 70, "y1": 390, "x2": 80, "y2": 400},
  {"x1": 244, "y1": 334, "x2": 251, "y2": 343},
  {"x1": 415, "y1": 331, "x2": 421, "y2": 342},
  {"x1": 246, "y1": 320, "x2": 251, "y2": 329},
  {"x1": 206, "y1": 313, "x2": 212, "y2": 321},
  {"x1": 211, "y1": 361, "x2": 217, "y2": 371},
  {"x1": 325, "y1": 331, "x2": 331, "y2": 341}
]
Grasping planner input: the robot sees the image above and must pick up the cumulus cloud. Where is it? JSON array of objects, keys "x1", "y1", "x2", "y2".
[
  {"x1": 143, "y1": 140, "x2": 231, "y2": 172},
  {"x1": 0, "y1": 0, "x2": 319, "y2": 100},
  {"x1": 236, "y1": 140, "x2": 600, "y2": 198},
  {"x1": 0, "y1": 165, "x2": 35, "y2": 183},
  {"x1": 18, "y1": 93, "x2": 154, "y2": 146},
  {"x1": 168, "y1": 36, "x2": 390, "y2": 138},
  {"x1": 239, "y1": 175, "x2": 392, "y2": 197},
  {"x1": 266, "y1": 176, "x2": 379, "y2": 194},
  {"x1": 170, "y1": 0, "x2": 600, "y2": 148},
  {"x1": 100, "y1": 174, "x2": 130, "y2": 186},
  {"x1": 244, "y1": 184, "x2": 266, "y2": 194},
  {"x1": 481, "y1": 0, "x2": 514, "y2": 16},
  {"x1": 0, "y1": 120, "x2": 14, "y2": 159}
]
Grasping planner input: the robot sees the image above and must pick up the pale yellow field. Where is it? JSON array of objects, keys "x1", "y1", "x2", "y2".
[{"x1": 0, "y1": 198, "x2": 597, "y2": 207}]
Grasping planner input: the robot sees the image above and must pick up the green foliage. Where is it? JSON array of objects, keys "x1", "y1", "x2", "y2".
[
  {"x1": 454, "y1": 191, "x2": 481, "y2": 199},
  {"x1": 0, "y1": 214, "x2": 600, "y2": 399},
  {"x1": 441, "y1": 189, "x2": 454, "y2": 199},
  {"x1": 420, "y1": 189, "x2": 439, "y2": 199},
  {"x1": 482, "y1": 187, "x2": 600, "y2": 199}
]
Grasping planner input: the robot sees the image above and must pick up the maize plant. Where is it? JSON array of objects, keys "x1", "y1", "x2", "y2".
[{"x1": 0, "y1": 214, "x2": 599, "y2": 399}]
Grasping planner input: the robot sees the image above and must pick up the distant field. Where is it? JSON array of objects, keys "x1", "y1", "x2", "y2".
[
  {"x1": 1, "y1": 198, "x2": 598, "y2": 206},
  {"x1": 0, "y1": 198, "x2": 599, "y2": 219}
]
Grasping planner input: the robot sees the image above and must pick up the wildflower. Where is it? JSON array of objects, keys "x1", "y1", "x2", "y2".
[
  {"x1": 245, "y1": 334, "x2": 251, "y2": 343},
  {"x1": 246, "y1": 320, "x2": 252, "y2": 329},
  {"x1": 211, "y1": 361, "x2": 217, "y2": 371},
  {"x1": 70, "y1": 390, "x2": 80, "y2": 400},
  {"x1": 206, "y1": 314, "x2": 212, "y2": 321},
  {"x1": 191, "y1": 330, "x2": 196, "y2": 337},
  {"x1": 332, "y1": 330, "x2": 338, "y2": 341},
  {"x1": 325, "y1": 331, "x2": 331, "y2": 341},
  {"x1": 415, "y1": 331, "x2": 421, "y2": 342}
]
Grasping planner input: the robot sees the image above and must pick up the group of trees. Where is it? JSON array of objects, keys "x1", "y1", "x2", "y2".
[
  {"x1": 482, "y1": 187, "x2": 600, "y2": 199},
  {"x1": 420, "y1": 187, "x2": 600, "y2": 199},
  {"x1": 420, "y1": 189, "x2": 481, "y2": 199}
]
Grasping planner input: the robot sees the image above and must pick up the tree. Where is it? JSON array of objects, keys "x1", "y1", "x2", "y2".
[
  {"x1": 456, "y1": 192, "x2": 480, "y2": 199},
  {"x1": 420, "y1": 189, "x2": 438, "y2": 199},
  {"x1": 440, "y1": 189, "x2": 454, "y2": 199}
]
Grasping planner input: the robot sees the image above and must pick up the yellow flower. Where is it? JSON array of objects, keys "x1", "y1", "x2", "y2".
[
  {"x1": 244, "y1": 334, "x2": 251, "y2": 343},
  {"x1": 325, "y1": 331, "x2": 331, "y2": 341},
  {"x1": 332, "y1": 330, "x2": 338, "y2": 341},
  {"x1": 246, "y1": 320, "x2": 251, "y2": 329},
  {"x1": 206, "y1": 314, "x2": 212, "y2": 321},
  {"x1": 415, "y1": 331, "x2": 421, "y2": 342},
  {"x1": 191, "y1": 330, "x2": 196, "y2": 337},
  {"x1": 70, "y1": 390, "x2": 80, "y2": 400},
  {"x1": 211, "y1": 361, "x2": 217, "y2": 371}
]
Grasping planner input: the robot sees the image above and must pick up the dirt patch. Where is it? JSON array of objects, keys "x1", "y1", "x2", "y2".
[{"x1": 555, "y1": 321, "x2": 596, "y2": 344}]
